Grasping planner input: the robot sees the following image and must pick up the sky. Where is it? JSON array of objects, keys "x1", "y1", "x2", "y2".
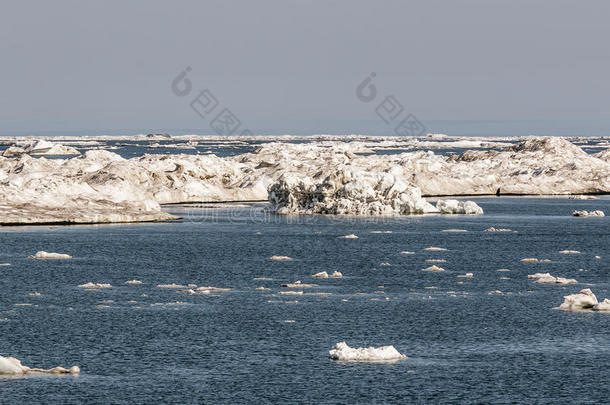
[{"x1": 1, "y1": 0, "x2": 609, "y2": 136}]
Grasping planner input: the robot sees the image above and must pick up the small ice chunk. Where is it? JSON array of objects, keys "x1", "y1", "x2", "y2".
[
  {"x1": 125, "y1": 280, "x2": 143, "y2": 285},
  {"x1": 559, "y1": 250, "x2": 580, "y2": 254},
  {"x1": 521, "y1": 258, "x2": 539, "y2": 263},
  {"x1": 425, "y1": 259, "x2": 446, "y2": 263},
  {"x1": 270, "y1": 255, "x2": 293, "y2": 261},
  {"x1": 400, "y1": 251, "x2": 415, "y2": 255},
  {"x1": 595, "y1": 299, "x2": 610, "y2": 311},
  {"x1": 379, "y1": 262, "x2": 391, "y2": 267},
  {"x1": 78, "y1": 282, "x2": 111, "y2": 289},
  {"x1": 484, "y1": 227, "x2": 513, "y2": 232},
  {"x1": 442, "y1": 229, "x2": 468, "y2": 233},
  {"x1": 423, "y1": 265, "x2": 444, "y2": 272},
  {"x1": 457, "y1": 273, "x2": 473, "y2": 278},
  {"x1": 30, "y1": 251, "x2": 72, "y2": 259},
  {"x1": 312, "y1": 271, "x2": 329, "y2": 278},
  {"x1": 279, "y1": 291, "x2": 303, "y2": 295},
  {"x1": 329, "y1": 341, "x2": 406, "y2": 362},
  {"x1": 424, "y1": 246, "x2": 447, "y2": 251},
  {"x1": 338, "y1": 234, "x2": 358, "y2": 239},
  {"x1": 572, "y1": 210, "x2": 604, "y2": 217}
]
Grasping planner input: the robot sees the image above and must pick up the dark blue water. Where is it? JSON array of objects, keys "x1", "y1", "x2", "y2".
[{"x1": 1, "y1": 198, "x2": 609, "y2": 404}]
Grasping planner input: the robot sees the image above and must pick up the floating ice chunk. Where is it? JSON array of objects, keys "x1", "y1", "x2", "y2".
[
  {"x1": 281, "y1": 281, "x2": 317, "y2": 288},
  {"x1": 0, "y1": 263, "x2": 11, "y2": 266},
  {"x1": 572, "y1": 210, "x2": 604, "y2": 217},
  {"x1": 371, "y1": 230, "x2": 392, "y2": 234},
  {"x1": 435, "y1": 200, "x2": 483, "y2": 215},
  {"x1": 559, "y1": 250, "x2": 580, "y2": 254},
  {"x1": 596, "y1": 299, "x2": 610, "y2": 311},
  {"x1": 595, "y1": 255, "x2": 601, "y2": 259},
  {"x1": 312, "y1": 271, "x2": 342, "y2": 278},
  {"x1": 423, "y1": 265, "x2": 444, "y2": 272},
  {"x1": 379, "y1": 262, "x2": 391, "y2": 267},
  {"x1": 442, "y1": 229, "x2": 468, "y2": 232},
  {"x1": 279, "y1": 291, "x2": 303, "y2": 295},
  {"x1": 328, "y1": 341, "x2": 406, "y2": 362},
  {"x1": 400, "y1": 251, "x2": 415, "y2": 255},
  {"x1": 338, "y1": 234, "x2": 358, "y2": 239},
  {"x1": 424, "y1": 246, "x2": 447, "y2": 251},
  {"x1": 528, "y1": 273, "x2": 577, "y2": 285},
  {"x1": 270, "y1": 255, "x2": 293, "y2": 261},
  {"x1": 569, "y1": 195, "x2": 598, "y2": 200},
  {"x1": 0, "y1": 355, "x2": 79, "y2": 375},
  {"x1": 30, "y1": 251, "x2": 72, "y2": 259},
  {"x1": 425, "y1": 259, "x2": 446, "y2": 263},
  {"x1": 484, "y1": 227, "x2": 513, "y2": 232},
  {"x1": 125, "y1": 280, "x2": 143, "y2": 285},
  {"x1": 457, "y1": 273, "x2": 473, "y2": 278},
  {"x1": 520, "y1": 258, "x2": 546, "y2": 263},
  {"x1": 158, "y1": 283, "x2": 196, "y2": 289},
  {"x1": 78, "y1": 282, "x2": 111, "y2": 289},
  {"x1": 28, "y1": 292, "x2": 41, "y2": 297},
  {"x1": 559, "y1": 289, "x2": 598, "y2": 310}
]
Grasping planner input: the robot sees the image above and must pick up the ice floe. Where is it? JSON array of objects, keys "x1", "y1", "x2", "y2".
[
  {"x1": 423, "y1": 265, "x2": 445, "y2": 272},
  {"x1": 78, "y1": 282, "x2": 111, "y2": 289},
  {"x1": 485, "y1": 227, "x2": 513, "y2": 232},
  {"x1": 311, "y1": 271, "x2": 343, "y2": 278},
  {"x1": 328, "y1": 341, "x2": 406, "y2": 362},
  {"x1": 424, "y1": 246, "x2": 447, "y2": 251},
  {"x1": 337, "y1": 234, "x2": 358, "y2": 239},
  {"x1": 270, "y1": 255, "x2": 293, "y2": 261},
  {"x1": 528, "y1": 273, "x2": 577, "y2": 284},
  {"x1": 125, "y1": 280, "x2": 143, "y2": 285},
  {"x1": 572, "y1": 210, "x2": 605, "y2": 217},
  {"x1": 0, "y1": 355, "x2": 79, "y2": 375},
  {"x1": 558, "y1": 250, "x2": 580, "y2": 254},
  {"x1": 29, "y1": 251, "x2": 72, "y2": 259}
]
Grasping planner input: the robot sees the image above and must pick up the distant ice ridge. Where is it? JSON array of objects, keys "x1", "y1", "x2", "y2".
[
  {"x1": 1, "y1": 136, "x2": 609, "y2": 223},
  {"x1": 0, "y1": 355, "x2": 80, "y2": 375},
  {"x1": 329, "y1": 342, "x2": 407, "y2": 361}
]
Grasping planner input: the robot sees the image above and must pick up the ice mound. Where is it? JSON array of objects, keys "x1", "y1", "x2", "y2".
[
  {"x1": 328, "y1": 341, "x2": 407, "y2": 362},
  {"x1": 2, "y1": 140, "x2": 80, "y2": 157},
  {"x1": 435, "y1": 199, "x2": 483, "y2": 215},
  {"x1": 528, "y1": 273, "x2": 577, "y2": 284},
  {"x1": 268, "y1": 170, "x2": 437, "y2": 216},
  {"x1": 558, "y1": 289, "x2": 607, "y2": 311},
  {"x1": 0, "y1": 355, "x2": 80, "y2": 375},
  {"x1": 572, "y1": 210, "x2": 605, "y2": 217},
  {"x1": 30, "y1": 251, "x2": 72, "y2": 259},
  {"x1": 338, "y1": 234, "x2": 358, "y2": 239}
]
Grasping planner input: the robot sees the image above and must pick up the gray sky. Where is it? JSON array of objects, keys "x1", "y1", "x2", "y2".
[{"x1": 1, "y1": 0, "x2": 609, "y2": 136}]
